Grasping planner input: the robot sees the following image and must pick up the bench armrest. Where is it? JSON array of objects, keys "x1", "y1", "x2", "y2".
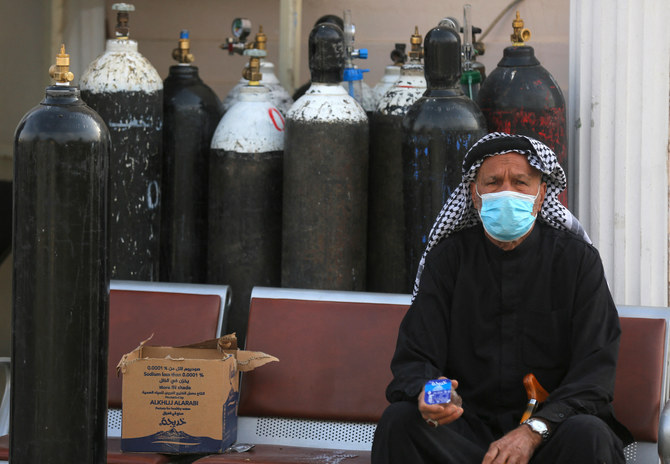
[
  {"x1": 0, "y1": 357, "x2": 9, "y2": 436},
  {"x1": 659, "y1": 400, "x2": 670, "y2": 462}
]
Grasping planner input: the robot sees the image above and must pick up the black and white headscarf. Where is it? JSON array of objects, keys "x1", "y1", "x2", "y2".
[{"x1": 412, "y1": 132, "x2": 591, "y2": 297}]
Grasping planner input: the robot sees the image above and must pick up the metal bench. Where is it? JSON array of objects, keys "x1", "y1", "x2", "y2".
[
  {"x1": 193, "y1": 290, "x2": 670, "y2": 464},
  {"x1": 2, "y1": 288, "x2": 668, "y2": 463}
]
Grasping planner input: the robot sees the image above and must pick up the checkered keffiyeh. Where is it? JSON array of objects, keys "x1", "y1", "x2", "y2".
[{"x1": 412, "y1": 132, "x2": 591, "y2": 297}]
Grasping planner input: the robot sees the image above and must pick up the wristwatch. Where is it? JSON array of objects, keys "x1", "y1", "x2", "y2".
[{"x1": 523, "y1": 417, "x2": 550, "y2": 441}]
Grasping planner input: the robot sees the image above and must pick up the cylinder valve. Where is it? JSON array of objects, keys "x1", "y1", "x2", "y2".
[
  {"x1": 241, "y1": 26, "x2": 267, "y2": 85},
  {"x1": 511, "y1": 11, "x2": 531, "y2": 45},
  {"x1": 49, "y1": 44, "x2": 75, "y2": 85},
  {"x1": 172, "y1": 30, "x2": 195, "y2": 64},
  {"x1": 112, "y1": 3, "x2": 135, "y2": 39},
  {"x1": 408, "y1": 26, "x2": 424, "y2": 62},
  {"x1": 390, "y1": 43, "x2": 407, "y2": 66}
]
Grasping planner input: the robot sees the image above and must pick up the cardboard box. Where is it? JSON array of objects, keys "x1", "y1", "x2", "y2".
[{"x1": 117, "y1": 334, "x2": 278, "y2": 454}]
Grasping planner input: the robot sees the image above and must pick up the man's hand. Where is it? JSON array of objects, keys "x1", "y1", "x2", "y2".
[
  {"x1": 481, "y1": 424, "x2": 543, "y2": 464},
  {"x1": 418, "y1": 377, "x2": 464, "y2": 426}
]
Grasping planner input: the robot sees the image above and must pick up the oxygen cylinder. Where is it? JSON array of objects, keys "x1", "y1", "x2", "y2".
[
  {"x1": 11, "y1": 46, "x2": 109, "y2": 463},
  {"x1": 161, "y1": 30, "x2": 223, "y2": 283},
  {"x1": 402, "y1": 23, "x2": 487, "y2": 287},
  {"x1": 282, "y1": 23, "x2": 369, "y2": 291},
  {"x1": 477, "y1": 11, "x2": 567, "y2": 204},
  {"x1": 222, "y1": 22, "x2": 293, "y2": 115},
  {"x1": 367, "y1": 27, "x2": 425, "y2": 294},
  {"x1": 80, "y1": 2, "x2": 163, "y2": 281},
  {"x1": 209, "y1": 35, "x2": 284, "y2": 345}
]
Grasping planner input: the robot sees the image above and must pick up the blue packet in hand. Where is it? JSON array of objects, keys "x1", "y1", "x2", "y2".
[{"x1": 424, "y1": 378, "x2": 452, "y2": 405}]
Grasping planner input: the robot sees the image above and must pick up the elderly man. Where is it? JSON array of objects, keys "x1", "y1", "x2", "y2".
[{"x1": 372, "y1": 132, "x2": 632, "y2": 464}]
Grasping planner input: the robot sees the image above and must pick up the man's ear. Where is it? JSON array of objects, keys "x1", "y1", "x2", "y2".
[
  {"x1": 533, "y1": 182, "x2": 547, "y2": 215},
  {"x1": 470, "y1": 181, "x2": 480, "y2": 209}
]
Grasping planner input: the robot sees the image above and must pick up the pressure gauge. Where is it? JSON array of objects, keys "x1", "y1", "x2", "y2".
[{"x1": 232, "y1": 18, "x2": 251, "y2": 41}]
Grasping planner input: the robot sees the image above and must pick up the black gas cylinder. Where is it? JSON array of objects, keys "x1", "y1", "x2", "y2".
[
  {"x1": 282, "y1": 23, "x2": 369, "y2": 291},
  {"x1": 208, "y1": 35, "x2": 284, "y2": 345},
  {"x1": 367, "y1": 27, "x2": 424, "y2": 294},
  {"x1": 11, "y1": 46, "x2": 109, "y2": 463},
  {"x1": 477, "y1": 12, "x2": 567, "y2": 205},
  {"x1": 161, "y1": 30, "x2": 223, "y2": 283},
  {"x1": 80, "y1": 3, "x2": 163, "y2": 280},
  {"x1": 402, "y1": 24, "x2": 486, "y2": 287}
]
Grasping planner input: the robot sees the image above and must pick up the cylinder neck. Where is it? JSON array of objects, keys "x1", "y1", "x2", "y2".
[
  {"x1": 384, "y1": 66, "x2": 401, "y2": 77},
  {"x1": 308, "y1": 23, "x2": 344, "y2": 84},
  {"x1": 400, "y1": 62, "x2": 424, "y2": 76},
  {"x1": 422, "y1": 88, "x2": 463, "y2": 98},
  {"x1": 423, "y1": 25, "x2": 461, "y2": 89},
  {"x1": 106, "y1": 38, "x2": 139, "y2": 52},
  {"x1": 498, "y1": 45, "x2": 540, "y2": 67},
  {"x1": 44, "y1": 85, "x2": 82, "y2": 105},
  {"x1": 238, "y1": 85, "x2": 270, "y2": 102},
  {"x1": 168, "y1": 65, "x2": 199, "y2": 77}
]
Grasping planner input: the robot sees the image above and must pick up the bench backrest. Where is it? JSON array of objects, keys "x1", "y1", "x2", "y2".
[
  {"x1": 615, "y1": 306, "x2": 670, "y2": 446},
  {"x1": 238, "y1": 287, "x2": 410, "y2": 422},
  {"x1": 239, "y1": 292, "x2": 669, "y2": 444}
]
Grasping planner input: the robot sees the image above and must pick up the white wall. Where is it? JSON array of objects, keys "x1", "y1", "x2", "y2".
[{"x1": 570, "y1": 0, "x2": 670, "y2": 307}]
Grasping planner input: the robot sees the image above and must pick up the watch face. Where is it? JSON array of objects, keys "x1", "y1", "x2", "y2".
[{"x1": 525, "y1": 418, "x2": 549, "y2": 438}]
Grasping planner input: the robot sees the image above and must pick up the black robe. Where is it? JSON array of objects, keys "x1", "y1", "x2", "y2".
[{"x1": 387, "y1": 221, "x2": 632, "y2": 443}]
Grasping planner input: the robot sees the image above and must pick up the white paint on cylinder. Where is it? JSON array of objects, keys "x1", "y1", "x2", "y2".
[
  {"x1": 79, "y1": 39, "x2": 163, "y2": 93},
  {"x1": 372, "y1": 65, "x2": 401, "y2": 107},
  {"x1": 376, "y1": 63, "x2": 426, "y2": 116},
  {"x1": 211, "y1": 85, "x2": 285, "y2": 153},
  {"x1": 288, "y1": 83, "x2": 368, "y2": 123}
]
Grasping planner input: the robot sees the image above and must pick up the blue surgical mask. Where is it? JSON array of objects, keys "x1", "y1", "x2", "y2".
[{"x1": 476, "y1": 185, "x2": 540, "y2": 242}]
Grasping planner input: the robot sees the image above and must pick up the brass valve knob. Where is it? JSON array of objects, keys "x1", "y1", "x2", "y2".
[
  {"x1": 409, "y1": 26, "x2": 424, "y2": 61},
  {"x1": 172, "y1": 30, "x2": 195, "y2": 64},
  {"x1": 254, "y1": 25, "x2": 267, "y2": 51},
  {"x1": 510, "y1": 11, "x2": 531, "y2": 45},
  {"x1": 49, "y1": 44, "x2": 74, "y2": 84}
]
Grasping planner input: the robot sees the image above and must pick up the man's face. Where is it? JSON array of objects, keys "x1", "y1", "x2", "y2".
[
  {"x1": 469, "y1": 152, "x2": 547, "y2": 249},
  {"x1": 470, "y1": 152, "x2": 546, "y2": 215}
]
